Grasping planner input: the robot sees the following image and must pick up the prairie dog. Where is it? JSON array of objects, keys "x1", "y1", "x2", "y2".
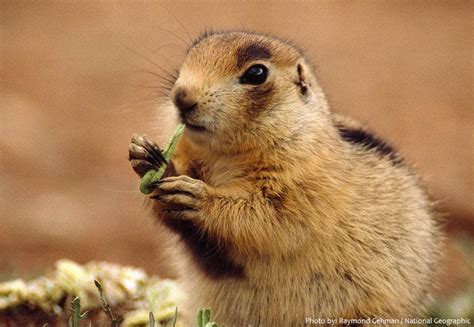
[{"x1": 129, "y1": 31, "x2": 441, "y2": 326}]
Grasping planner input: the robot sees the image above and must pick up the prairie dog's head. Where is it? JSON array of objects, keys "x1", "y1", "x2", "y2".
[{"x1": 171, "y1": 31, "x2": 329, "y2": 154}]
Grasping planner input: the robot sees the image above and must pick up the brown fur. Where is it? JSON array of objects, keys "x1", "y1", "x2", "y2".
[{"x1": 135, "y1": 32, "x2": 441, "y2": 326}]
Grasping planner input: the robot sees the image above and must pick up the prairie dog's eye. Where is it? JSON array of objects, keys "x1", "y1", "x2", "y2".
[{"x1": 240, "y1": 64, "x2": 268, "y2": 85}]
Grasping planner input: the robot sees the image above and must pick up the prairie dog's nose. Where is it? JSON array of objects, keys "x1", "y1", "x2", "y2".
[{"x1": 172, "y1": 87, "x2": 198, "y2": 113}]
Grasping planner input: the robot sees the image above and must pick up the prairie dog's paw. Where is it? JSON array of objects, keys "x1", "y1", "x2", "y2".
[
  {"x1": 151, "y1": 175, "x2": 209, "y2": 220},
  {"x1": 129, "y1": 134, "x2": 166, "y2": 177}
]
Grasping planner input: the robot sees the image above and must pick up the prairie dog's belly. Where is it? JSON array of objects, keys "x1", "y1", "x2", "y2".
[
  {"x1": 174, "y1": 190, "x2": 437, "y2": 326},
  {"x1": 178, "y1": 271, "x2": 313, "y2": 327}
]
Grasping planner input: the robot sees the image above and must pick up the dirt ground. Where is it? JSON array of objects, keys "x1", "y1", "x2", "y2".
[{"x1": 0, "y1": 0, "x2": 472, "y2": 298}]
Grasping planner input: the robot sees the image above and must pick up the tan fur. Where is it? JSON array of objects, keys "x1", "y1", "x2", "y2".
[{"x1": 142, "y1": 32, "x2": 441, "y2": 326}]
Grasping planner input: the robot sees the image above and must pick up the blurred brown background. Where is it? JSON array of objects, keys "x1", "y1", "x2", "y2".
[{"x1": 0, "y1": 0, "x2": 472, "y2": 300}]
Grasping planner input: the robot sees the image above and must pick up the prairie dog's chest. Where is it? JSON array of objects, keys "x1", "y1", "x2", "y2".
[{"x1": 195, "y1": 156, "x2": 247, "y2": 187}]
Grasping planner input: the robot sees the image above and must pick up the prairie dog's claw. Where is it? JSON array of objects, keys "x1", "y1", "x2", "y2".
[{"x1": 129, "y1": 134, "x2": 165, "y2": 177}]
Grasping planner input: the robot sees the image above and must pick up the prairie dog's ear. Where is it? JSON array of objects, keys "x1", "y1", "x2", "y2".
[{"x1": 295, "y1": 62, "x2": 311, "y2": 97}]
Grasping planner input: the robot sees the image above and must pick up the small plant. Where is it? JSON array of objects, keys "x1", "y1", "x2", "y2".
[
  {"x1": 1, "y1": 259, "x2": 221, "y2": 326},
  {"x1": 150, "y1": 307, "x2": 178, "y2": 327},
  {"x1": 68, "y1": 296, "x2": 88, "y2": 327},
  {"x1": 197, "y1": 308, "x2": 218, "y2": 327},
  {"x1": 149, "y1": 312, "x2": 155, "y2": 327},
  {"x1": 64, "y1": 281, "x2": 217, "y2": 327},
  {"x1": 94, "y1": 280, "x2": 123, "y2": 327},
  {"x1": 171, "y1": 307, "x2": 178, "y2": 327}
]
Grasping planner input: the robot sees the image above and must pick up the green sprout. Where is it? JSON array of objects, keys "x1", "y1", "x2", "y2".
[
  {"x1": 149, "y1": 312, "x2": 155, "y2": 327},
  {"x1": 68, "y1": 296, "x2": 87, "y2": 327},
  {"x1": 140, "y1": 124, "x2": 185, "y2": 194},
  {"x1": 172, "y1": 306, "x2": 178, "y2": 327},
  {"x1": 197, "y1": 308, "x2": 218, "y2": 327},
  {"x1": 94, "y1": 280, "x2": 123, "y2": 327}
]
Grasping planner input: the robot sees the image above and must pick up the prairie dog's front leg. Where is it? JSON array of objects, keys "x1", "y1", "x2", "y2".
[
  {"x1": 128, "y1": 134, "x2": 192, "y2": 183},
  {"x1": 152, "y1": 177, "x2": 308, "y2": 258},
  {"x1": 150, "y1": 175, "x2": 209, "y2": 220},
  {"x1": 128, "y1": 134, "x2": 167, "y2": 178}
]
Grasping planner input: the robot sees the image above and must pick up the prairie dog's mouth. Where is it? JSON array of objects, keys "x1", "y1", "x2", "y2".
[{"x1": 184, "y1": 121, "x2": 207, "y2": 133}]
